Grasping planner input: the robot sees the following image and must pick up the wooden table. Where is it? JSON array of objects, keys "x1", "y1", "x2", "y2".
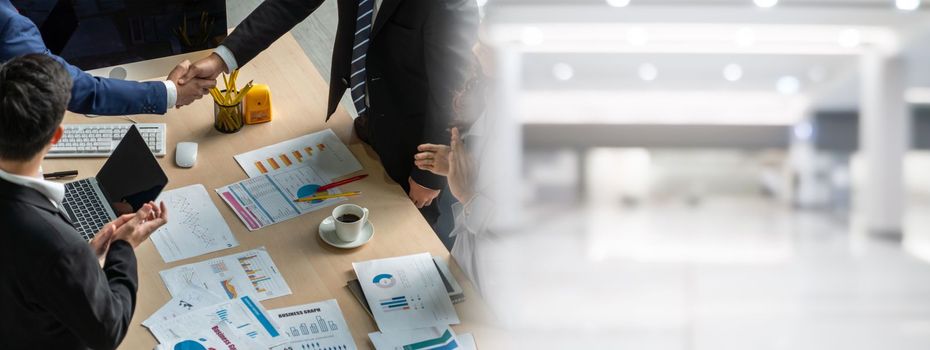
[{"x1": 43, "y1": 34, "x2": 502, "y2": 350}]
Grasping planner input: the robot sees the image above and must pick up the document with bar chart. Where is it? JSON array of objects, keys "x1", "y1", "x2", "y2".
[
  {"x1": 353, "y1": 253, "x2": 460, "y2": 332},
  {"x1": 160, "y1": 247, "x2": 292, "y2": 302},
  {"x1": 234, "y1": 129, "x2": 363, "y2": 179},
  {"x1": 216, "y1": 163, "x2": 346, "y2": 231},
  {"x1": 270, "y1": 299, "x2": 358, "y2": 350},
  {"x1": 148, "y1": 296, "x2": 286, "y2": 349}
]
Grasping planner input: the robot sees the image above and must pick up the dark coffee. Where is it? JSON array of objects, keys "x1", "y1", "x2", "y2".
[{"x1": 337, "y1": 214, "x2": 361, "y2": 223}]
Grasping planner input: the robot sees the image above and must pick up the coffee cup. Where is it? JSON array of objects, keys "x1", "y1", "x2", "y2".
[{"x1": 332, "y1": 204, "x2": 369, "y2": 242}]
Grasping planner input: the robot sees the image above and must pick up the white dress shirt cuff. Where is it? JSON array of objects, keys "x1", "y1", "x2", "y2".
[
  {"x1": 162, "y1": 80, "x2": 177, "y2": 109},
  {"x1": 450, "y1": 194, "x2": 494, "y2": 238},
  {"x1": 214, "y1": 45, "x2": 239, "y2": 72}
]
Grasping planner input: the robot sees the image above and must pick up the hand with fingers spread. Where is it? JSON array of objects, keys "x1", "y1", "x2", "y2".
[
  {"x1": 415, "y1": 143, "x2": 452, "y2": 176},
  {"x1": 112, "y1": 202, "x2": 169, "y2": 249},
  {"x1": 447, "y1": 127, "x2": 476, "y2": 203}
]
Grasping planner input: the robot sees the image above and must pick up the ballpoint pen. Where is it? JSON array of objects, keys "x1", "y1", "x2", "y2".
[{"x1": 43, "y1": 170, "x2": 78, "y2": 180}]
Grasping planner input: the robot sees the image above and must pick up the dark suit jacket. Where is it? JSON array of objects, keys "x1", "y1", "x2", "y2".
[
  {"x1": 0, "y1": 178, "x2": 138, "y2": 350},
  {"x1": 222, "y1": 0, "x2": 478, "y2": 190}
]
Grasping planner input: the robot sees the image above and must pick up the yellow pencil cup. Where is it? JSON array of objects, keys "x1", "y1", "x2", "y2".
[{"x1": 213, "y1": 90, "x2": 244, "y2": 134}]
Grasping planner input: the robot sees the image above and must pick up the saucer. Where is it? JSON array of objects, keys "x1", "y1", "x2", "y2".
[{"x1": 318, "y1": 216, "x2": 374, "y2": 249}]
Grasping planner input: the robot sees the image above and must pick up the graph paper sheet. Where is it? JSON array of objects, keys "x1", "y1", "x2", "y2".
[
  {"x1": 160, "y1": 247, "x2": 292, "y2": 302},
  {"x1": 270, "y1": 299, "x2": 358, "y2": 350},
  {"x1": 152, "y1": 184, "x2": 239, "y2": 263}
]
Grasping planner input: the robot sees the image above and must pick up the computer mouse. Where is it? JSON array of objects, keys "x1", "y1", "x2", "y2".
[{"x1": 175, "y1": 142, "x2": 198, "y2": 168}]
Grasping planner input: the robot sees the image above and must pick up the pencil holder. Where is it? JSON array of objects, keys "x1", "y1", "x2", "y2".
[{"x1": 213, "y1": 90, "x2": 244, "y2": 134}]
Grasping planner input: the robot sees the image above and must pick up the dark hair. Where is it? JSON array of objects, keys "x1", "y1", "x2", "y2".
[{"x1": 0, "y1": 54, "x2": 72, "y2": 161}]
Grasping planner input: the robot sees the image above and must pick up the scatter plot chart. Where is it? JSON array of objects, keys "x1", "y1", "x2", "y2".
[{"x1": 152, "y1": 185, "x2": 239, "y2": 263}]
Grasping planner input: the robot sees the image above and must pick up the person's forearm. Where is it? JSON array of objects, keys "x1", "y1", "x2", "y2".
[
  {"x1": 67, "y1": 74, "x2": 168, "y2": 115},
  {"x1": 220, "y1": 0, "x2": 324, "y2": 67}
]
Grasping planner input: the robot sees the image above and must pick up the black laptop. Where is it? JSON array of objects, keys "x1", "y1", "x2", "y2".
[{"x1": 61, "y1": 125, "x2": 168, "y2": 241}]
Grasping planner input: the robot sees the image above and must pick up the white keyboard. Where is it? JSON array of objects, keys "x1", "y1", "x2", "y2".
[{"x1": 47, "y1": 123, "x2": 166, "y2": 158}]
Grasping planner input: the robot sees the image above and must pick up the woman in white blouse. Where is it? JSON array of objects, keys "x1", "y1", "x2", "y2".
[{"x1": 413, "y1": 44, "x2": 495, "y2": 294}]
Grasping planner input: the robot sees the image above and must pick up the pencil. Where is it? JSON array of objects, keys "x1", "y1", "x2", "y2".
[
  {"x1": 293, "y1": 191, "x2": 361, "y2": 202},
  {"x1": 317, "y1": 174, "x2": 369, "y2": 193}
]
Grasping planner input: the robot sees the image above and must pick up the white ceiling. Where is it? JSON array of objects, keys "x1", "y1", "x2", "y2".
[{"x1": 484, "y1": 0, "x2": 930, "y2": 123}]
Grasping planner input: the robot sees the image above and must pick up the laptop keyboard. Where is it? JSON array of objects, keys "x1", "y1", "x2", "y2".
[{"x1": 62, "y1": 179, "x2": 110, "y2": 241}]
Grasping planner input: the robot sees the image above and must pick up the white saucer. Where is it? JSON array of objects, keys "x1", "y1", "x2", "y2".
[{"x1": 318, "y1": 216, "x2": 374, "y2": 249}]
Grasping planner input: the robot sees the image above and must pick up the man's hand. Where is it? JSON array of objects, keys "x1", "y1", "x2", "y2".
[
  {"x1": 89, "y1": 223, "x2": 116, "y2": 268},
  {"x1": 112, "y1": 202, "x2": 169, "y2": 249},
  {"x1": 167, "y1": 60, "x2": 192, "y2": 82},
  {"x1": 179, "y1": 53, "x2": 228, "y2": 85},
  {"x1": 408, "y1": 177, "x2": 441, "y2": 208},
  {"x1": 175, "y1": 78, "x2": 216, "y2": 108},
  {"x1": 415, "y1": 143, "x2": 451, "y2": 177},
  {"x1": 167, "y1": 59, "x2": 217, "y2": 108},
  {"x1": 448, "y1": 128, "x2": 476, "y2": 203}
]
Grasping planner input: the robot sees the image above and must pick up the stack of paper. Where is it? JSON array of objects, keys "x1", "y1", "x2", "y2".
[
  {"x1": 145, "y1": 285, "x2": 360, "y2": 350},
  {"x1": 154, "y1": 322, "x2": 262, "y2": 350},
  {"x1": 142, "y1": 285, "x2": 225, "y2": 328},
  {"x1": 147, "y1": 295, "x2": 287, "y2": 349},
  {"x1": 218, "y1": 129, "x2": 365, "y2": 231},
  {"x1": 353, "y1": 253, "x2": 465, "y2": 350},
  {"x1": 369, "y1": 327, "x2": 467, "y2": 350}
]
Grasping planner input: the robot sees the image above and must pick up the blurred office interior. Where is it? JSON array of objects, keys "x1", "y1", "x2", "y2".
[{"x1": 473, "y1": 0, "x2": 930, "y2": 348}]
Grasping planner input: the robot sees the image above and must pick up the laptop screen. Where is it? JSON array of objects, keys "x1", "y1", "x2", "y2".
[{"x1": 96, "y1": 125, "x2": 168, "y2": 216}]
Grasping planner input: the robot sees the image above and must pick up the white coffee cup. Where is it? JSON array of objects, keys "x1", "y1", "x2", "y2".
[{"x1": 332, "y1": 204, "x2": 369, "y2": 242}]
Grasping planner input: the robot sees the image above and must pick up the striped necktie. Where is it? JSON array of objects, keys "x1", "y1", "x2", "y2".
[{"x1": 350, "y1": 0, "x2": 375, "y2": 117}]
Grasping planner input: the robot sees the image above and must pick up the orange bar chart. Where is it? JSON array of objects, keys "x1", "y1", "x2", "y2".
[
  {"x1": 279, "y1": 154, "x2": 293, "y2": 166},
  {"x1": 255, "y1": 162, "x2": 268, "y2": 174}
]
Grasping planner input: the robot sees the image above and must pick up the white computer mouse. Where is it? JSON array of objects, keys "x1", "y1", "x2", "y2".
[{"x1": 175, "y1": 142, "x2": 198, "y2": 168}]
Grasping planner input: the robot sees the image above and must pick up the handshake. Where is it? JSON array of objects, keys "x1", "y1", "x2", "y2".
[{"x1": 165, "y1": 53, "x2": 231, "y2": 108}]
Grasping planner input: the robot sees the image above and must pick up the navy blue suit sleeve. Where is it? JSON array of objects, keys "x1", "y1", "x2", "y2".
[{"x1": 0, "y1": 11, "x2": 167, "y2": 115}]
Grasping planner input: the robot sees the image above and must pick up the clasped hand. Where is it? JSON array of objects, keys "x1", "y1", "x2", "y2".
[
  {"x1": 166, "y1": 53, "x2": 229, "y2": 108},
  {"x1": 89, "y1": 202, "x2": 168, "y2": 267}
]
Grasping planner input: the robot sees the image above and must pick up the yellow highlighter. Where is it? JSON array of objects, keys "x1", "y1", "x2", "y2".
[{"x1": 245, "y1": 84, "x2": 272, "y2": 125}]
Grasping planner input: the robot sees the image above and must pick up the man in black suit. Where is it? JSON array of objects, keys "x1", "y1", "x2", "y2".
[
  {"x1": 179, "y1": 0, "x2": 479, "y2": 225},
  {"x1": 0, "y1": 54, "x2": 168, "y2": 350}
]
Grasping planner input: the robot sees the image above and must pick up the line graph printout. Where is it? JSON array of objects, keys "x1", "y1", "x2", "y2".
[
  {"x1": 234, "y1": 129, "x2": 362, "y2": 179},
  {"x1": 152, "y1": 184, "x2": 239, "y2": 263},
  {"x1": 216, "y1": 164, "x2": 345, "y2": 231},
  {"x1": 160, "y1": 247, "x2": 291, "y2": 302}
]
